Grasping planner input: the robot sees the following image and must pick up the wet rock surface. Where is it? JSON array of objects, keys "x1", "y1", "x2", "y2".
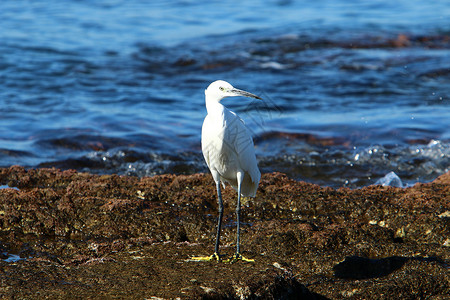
[{"x1": 0, "y1": 166, "x2": 448, "y2": 299}]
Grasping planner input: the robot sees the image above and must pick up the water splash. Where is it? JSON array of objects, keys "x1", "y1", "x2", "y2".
[{"x1": 375, "y1": 172, "x2": 403, "y2": 187}]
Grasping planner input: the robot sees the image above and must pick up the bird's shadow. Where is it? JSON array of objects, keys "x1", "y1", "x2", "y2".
[{"x1": 333, "y1": 255, "x2": 449, "y2": 280}]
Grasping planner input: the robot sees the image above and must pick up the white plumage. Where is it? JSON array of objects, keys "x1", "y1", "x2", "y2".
[{"x1": 197, "y1": 80, "x2": 261, "y2": 262}]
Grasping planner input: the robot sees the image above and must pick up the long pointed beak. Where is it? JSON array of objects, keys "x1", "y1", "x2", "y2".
[{"x1": 230, "y1": 88, "x2": 262, "y2": 100}]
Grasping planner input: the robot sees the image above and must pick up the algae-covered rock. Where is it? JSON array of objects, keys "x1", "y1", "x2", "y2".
[{"x1": 0, "y1": 166, "x2": 448, "y2": 298}]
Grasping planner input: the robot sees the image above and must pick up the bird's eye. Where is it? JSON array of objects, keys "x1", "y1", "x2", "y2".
[{"x1": 219, "y1": 87, "x2": 224, "y2": 91}]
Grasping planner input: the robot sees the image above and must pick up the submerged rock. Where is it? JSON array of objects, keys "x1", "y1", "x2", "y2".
[{"x1": 0, "y1": 166, "x2": 448, "y2": 298}]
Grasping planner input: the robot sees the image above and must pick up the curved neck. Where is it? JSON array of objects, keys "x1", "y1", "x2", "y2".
[{"x1": 205, "y1": 95, "x2": 225, "y2": 115}]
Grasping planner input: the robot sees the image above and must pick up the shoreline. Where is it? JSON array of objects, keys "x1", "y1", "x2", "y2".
[{"x1": 0, "y1": 166, "x2": 449, "y2": 298}]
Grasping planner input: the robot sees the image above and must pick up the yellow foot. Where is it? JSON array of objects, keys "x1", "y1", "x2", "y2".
[
  {"x1": 190, "y1": 252, "x2": 221, "y2": 262},
  {"x1": 224, "y1": 253, "x2": 255, "y2": 263}
]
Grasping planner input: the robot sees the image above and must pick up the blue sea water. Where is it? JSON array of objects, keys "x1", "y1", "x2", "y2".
[{"x1": 0, "y1": 1, "x2": 449, "y2": 187}]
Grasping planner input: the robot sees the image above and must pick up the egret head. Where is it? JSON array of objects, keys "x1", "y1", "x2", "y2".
[{"x1": 205, "y1": 80, "x2": 261, "y2": 102}]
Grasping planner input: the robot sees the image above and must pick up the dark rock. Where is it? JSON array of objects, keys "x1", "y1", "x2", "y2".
[{"x1": 0, "y1": 166, "x2": 448, "y2": 298}]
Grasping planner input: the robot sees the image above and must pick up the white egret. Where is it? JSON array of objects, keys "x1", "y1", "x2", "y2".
[{"x1": 193, "y1": 80, "x2": 261, "y2": 263}]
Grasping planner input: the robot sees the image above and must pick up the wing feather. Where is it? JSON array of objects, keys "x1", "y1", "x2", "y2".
[
  {"x1": 226, "y1": 111, "x2": 261, "y2": 196},
  {"x1": 202, "y1": 108, "x2": 260, "y2": 197}
]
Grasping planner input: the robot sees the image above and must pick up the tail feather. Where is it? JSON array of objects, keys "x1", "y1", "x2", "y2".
[{"x1": 225, "y1": 170, "x2": 260, "y2": 197}]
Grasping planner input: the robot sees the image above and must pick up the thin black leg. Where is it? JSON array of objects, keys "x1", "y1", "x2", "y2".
[
  {"x1": 190, "y1": 180, "x2": 224, "y2": 262},
  {"x1": 228, "y1": 172, "x2": 254, "y2": 262},
  {"x1": 236, "y1": 188, "x2": 241, "y2": 255},
  {"x1": 214, "y1": 181, "x2": 223, "y2": 255}
]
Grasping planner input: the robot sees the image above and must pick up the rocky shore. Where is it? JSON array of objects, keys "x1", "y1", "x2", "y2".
[{"x1": 0, "y1": 166, "x2": 448, "y2": 299}]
